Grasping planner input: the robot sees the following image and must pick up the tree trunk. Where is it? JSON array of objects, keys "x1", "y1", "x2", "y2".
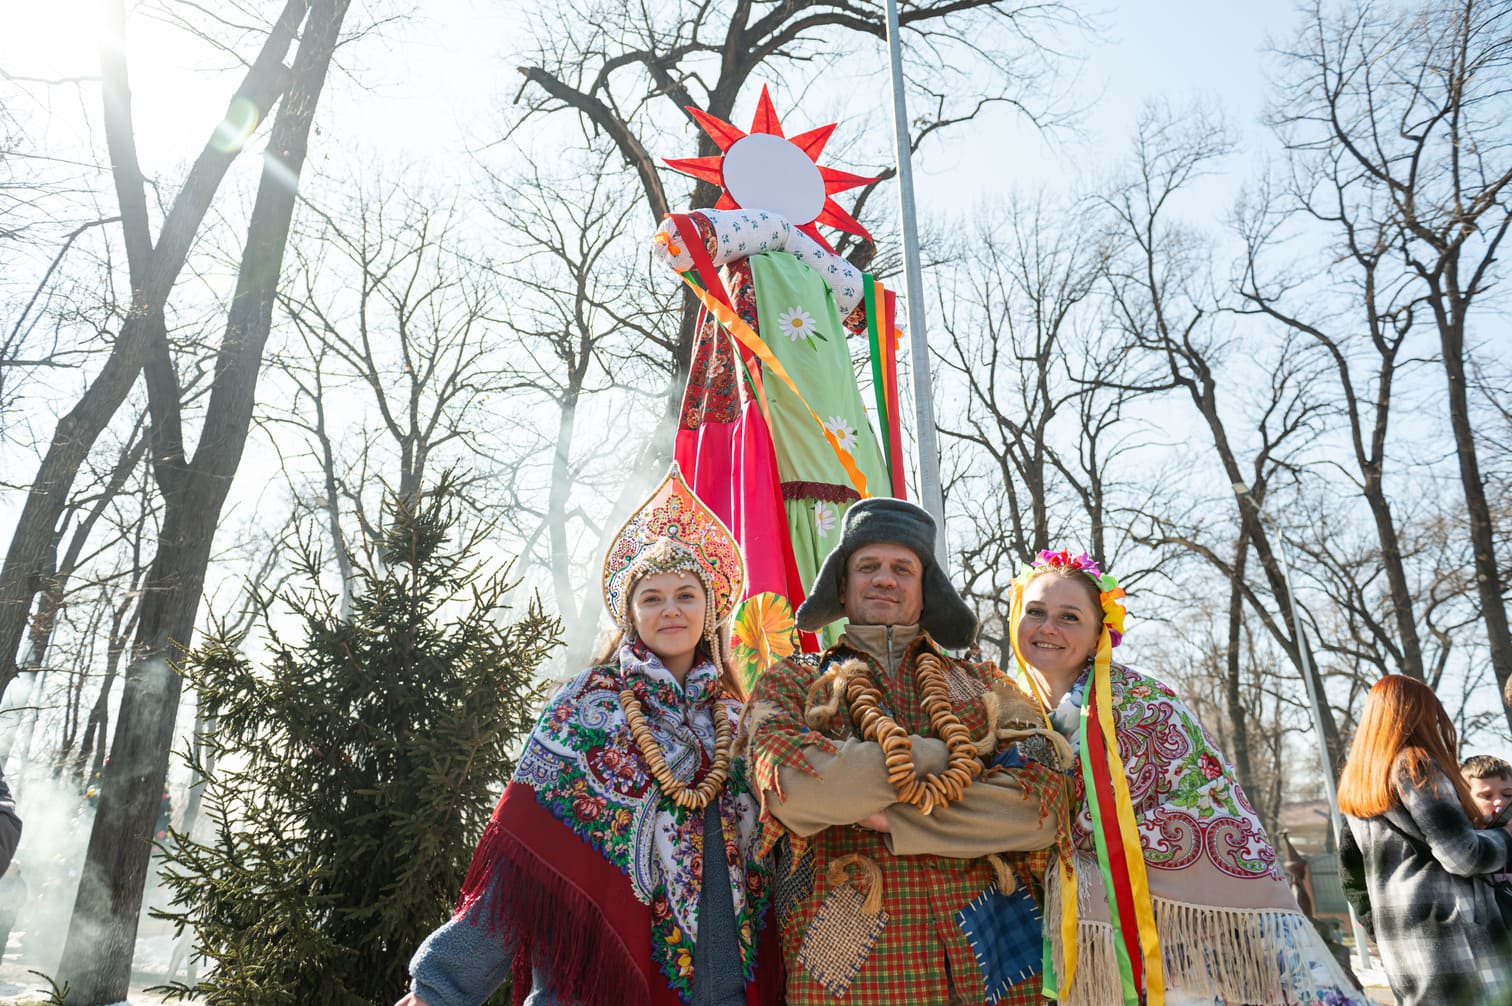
[
  {"x1": 1225, "y1": 528, "x2": 1258, "y2": 818},
  {"x1": 1197, "y1": 388, "x2": 1345, "y2": 768},
  {"x1": 56, "y1": 4, "x2": 348, "y2": 1000},
  {"x1": 1438, "y1": 306, "x2": 1512, "y2": 734},
  {"x1": 0, "y1": 0, "x2": 308, "y2": 702},
  {"x1": 1359, "y1": 463, "x2": 1425, "y2": 678}
]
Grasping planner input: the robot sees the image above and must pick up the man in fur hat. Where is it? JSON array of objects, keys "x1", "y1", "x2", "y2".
[{"x1": 741, "y1": 498, "x2": 1070, "y2": 1006}]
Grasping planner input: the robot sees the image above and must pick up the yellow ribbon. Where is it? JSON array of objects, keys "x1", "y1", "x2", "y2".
[
  {"x1": 1092, "y1": 631, "x2": 1164, "y2": 1003},
  {"x1": 1009, "y1": 582, "x2": 1081, "y2": 998}
]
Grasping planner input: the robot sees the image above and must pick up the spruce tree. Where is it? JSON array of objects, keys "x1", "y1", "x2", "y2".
[{"x1": 154, "y1": 473, "x2": 560, "y2": 1005}]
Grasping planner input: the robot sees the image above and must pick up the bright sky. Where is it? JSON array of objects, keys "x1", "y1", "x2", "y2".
[
  {"x1": 1, "y1": 1, "x2": 1297, "y2": 225},
  {"x1": 921, "y1": 1, "x2": 1297, "y2": 213}
]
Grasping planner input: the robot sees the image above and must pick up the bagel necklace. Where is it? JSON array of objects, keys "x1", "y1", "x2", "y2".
[
  {"x1": 620, "y1": 684, "x2": 733, "y2": 812},
  {"x1": 847, "y1": 651, "x2": 983, "y2": 815}
]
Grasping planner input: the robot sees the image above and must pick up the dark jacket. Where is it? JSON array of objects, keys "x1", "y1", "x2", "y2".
[
  {"x1": 1342, "y1": 756, "x2": 1512, "y2": 1006},
  {"x1": 0, "y1": 766, "x2": 20, "y2": 877}
]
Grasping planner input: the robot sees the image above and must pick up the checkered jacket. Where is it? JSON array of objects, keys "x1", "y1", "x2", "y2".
[
  {"x1": 1341, "y1": 757, "x2": 1512, "y2": 1005},
  {"x1": 744, "y1": 633, "x2": 1065, "y2": 1006}
]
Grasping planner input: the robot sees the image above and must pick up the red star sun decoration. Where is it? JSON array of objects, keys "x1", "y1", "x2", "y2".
[{"x1": 664, "y1": 85, "x2": 877, "y2": 252}]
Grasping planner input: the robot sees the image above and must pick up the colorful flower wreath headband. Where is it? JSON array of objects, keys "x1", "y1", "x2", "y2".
[{"x1": 1024, "y1": 549, "x2": 1128, "y2": 646}]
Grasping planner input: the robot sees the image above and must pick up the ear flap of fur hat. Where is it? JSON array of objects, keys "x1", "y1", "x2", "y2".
[{"x1": 794, "y1": 498, "x2": 977, "y2": 649}]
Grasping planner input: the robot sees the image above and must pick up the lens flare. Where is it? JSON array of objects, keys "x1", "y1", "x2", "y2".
[
  {"x1": 260, "y1": 151, "x2": 300, "y2": 194},
  {"x1": 211, "y1": 96, "x2": 261, "y2": 153}
]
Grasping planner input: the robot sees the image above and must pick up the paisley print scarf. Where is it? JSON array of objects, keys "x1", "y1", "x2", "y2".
[
  {"x1": 1025, "y1": 662, "x2": 1365, "y2": 1005},
  {"x1": 458, "y1": 642, "x2": 773, "y2": 1005}
]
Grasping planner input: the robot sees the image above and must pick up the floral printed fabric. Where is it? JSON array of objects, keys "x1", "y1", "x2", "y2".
[
  {"x1": 1042, "y1": 663, "x2": 1283, "y2": 883},
  {"x1": 513, "y1": 643, "x2": 770, "y2": 1001},
  {"x1": 679, "y1": 252, "x2": 757, "y2": 432},
  {"x1": 1028, "y1": 662, "x2": 1368, "y2": 1004}
]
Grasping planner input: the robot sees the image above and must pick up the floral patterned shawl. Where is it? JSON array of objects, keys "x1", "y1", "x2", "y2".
[
  {"x1": 457, "y1": 642, "x2": 776, "y2": 1006},
  {"x1": 1027, "y1": 662, "x2": 1365, "y2": 1005}
]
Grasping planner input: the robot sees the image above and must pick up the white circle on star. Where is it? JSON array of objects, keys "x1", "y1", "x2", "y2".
[{"x1": 721, "y1": 133, "x2": 826, "y2": 224}]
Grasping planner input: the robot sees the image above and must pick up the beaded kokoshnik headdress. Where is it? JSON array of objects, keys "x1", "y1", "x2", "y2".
[{"x1": 601, "y1": 464, "x2": 745, "y2": 651}]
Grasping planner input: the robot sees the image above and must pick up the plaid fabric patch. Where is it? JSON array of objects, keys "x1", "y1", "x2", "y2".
[
  {"x1": 747, "y1": 640, "x2": 1064, "y2": 1005},
  {"x1": 797, "y1": 882, "x2": 890, "y2": 998},
  {"x1": 957, "y1": 884, "x2": 1045, "y2": 1005},
  {"x1": 776, "y1": 840, "x2": 817, "y2": 926}
]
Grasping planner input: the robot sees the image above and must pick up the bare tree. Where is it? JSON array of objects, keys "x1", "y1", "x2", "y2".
[
  {"x1": 1099, "y1": 102, "x2": 1352, "y2": 768},
  {"x1": 0, "y1": 416, "x2": 155, "y2": 793},
  {"x1": 0, "y1": 0, "x2": 311, "y2": 700},
  {"x1": 267, "y1": 180, "x2": 510, "y2": 614},
  {"x1": 1270, "y1": 0, "x2": 1512, "y2": 727},
  {"x1": 931, "y1": 195, "x2": 1158, "y2": 663},
  {"x1": 49, "y1": 3, "x2": 354, "y2": 1001},
  {"x1": 481, "y1": 147, "x2": 678, "y2": 660},
  {"x1": 512, "y1": 0, "x2": 1089, "y2": 422}
]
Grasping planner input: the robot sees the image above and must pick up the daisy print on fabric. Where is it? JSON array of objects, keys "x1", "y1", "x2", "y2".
[
  {"x1": 777, "y1": 306, "x2": 823, "y2": 344},
  {"x1": 824, "y1": 416, "x2": 858, "y2": 454},
  {"x1": 813, "y1": 501, "x2": 837, "y2": 537}
]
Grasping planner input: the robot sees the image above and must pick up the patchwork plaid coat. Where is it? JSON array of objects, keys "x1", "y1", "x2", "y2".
[
  {"x1": 743, "y1": 631, "x2": 1067, "y2": 1006},
  {"x1": 1340, "y1": 758, "x2": 1512, "y2": 1006}
]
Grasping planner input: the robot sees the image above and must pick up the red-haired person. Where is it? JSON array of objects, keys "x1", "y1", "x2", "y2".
[{"x1": 1337, "y1": 676, "x2": 1512, "y2": 1005}]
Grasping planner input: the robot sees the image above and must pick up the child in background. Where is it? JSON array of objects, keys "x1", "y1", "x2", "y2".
[
  {"x1": 1461, "y1": 754, "x2": 1512, "y2": 890},
  {"x1": 1460, "y1": 754, "x2": 1512, "y2": 833}
]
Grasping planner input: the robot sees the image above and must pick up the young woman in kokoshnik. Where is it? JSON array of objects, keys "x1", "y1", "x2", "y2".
[
  {"x1": 396, "y1": 467, "x2": 780, "y2": 1006},
  {"x1": 1007, "y1": 550, "x2": 1366, "y2": 1006}
]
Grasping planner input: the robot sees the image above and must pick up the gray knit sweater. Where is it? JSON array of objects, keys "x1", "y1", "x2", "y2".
[{"x1": 410, "y1": 804, "x2": 745, "y2": 1006}]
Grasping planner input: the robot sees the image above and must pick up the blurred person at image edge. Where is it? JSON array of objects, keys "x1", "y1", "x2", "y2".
[{"x1": 1338, "y1": 675, "x2": 1512, "y2": 1006}]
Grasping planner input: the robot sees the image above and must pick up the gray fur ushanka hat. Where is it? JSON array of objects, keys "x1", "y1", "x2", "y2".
[{"x1": 794, "y1": 497, "x2": 977, "y2": 649}]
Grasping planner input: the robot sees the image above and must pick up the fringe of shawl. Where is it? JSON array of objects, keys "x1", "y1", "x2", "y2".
[
  {"x1": 456, "y1": 785, "x2": 654, "y2": 1006},
  {"x1": 1045, "y1": 864, "x2": 1355, "y2": 1005}
]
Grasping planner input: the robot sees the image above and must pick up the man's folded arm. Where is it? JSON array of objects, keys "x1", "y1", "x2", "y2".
[
  {"x1": 883, "y1": 760, "x2": 1059, "y2": 857},
  {"x1": 766, "y1": 736, "x2": 949, "y2": 836}
]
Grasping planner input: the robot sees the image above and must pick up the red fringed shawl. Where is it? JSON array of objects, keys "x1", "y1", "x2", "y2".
[
  {"x1": 454, "y1": 654, "x2": 782, "y2": 1006},
  {"x1": 457, "y1": 784, "x2": 782, "y2": 1006}
]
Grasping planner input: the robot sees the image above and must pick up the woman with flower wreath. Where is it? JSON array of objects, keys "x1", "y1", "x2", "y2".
[
  {"x1": 395, "y1": 466, "x2": 780, "y2": 1006},
  {"x1": 1008, "y1": 550, "x2": 1365, "y2": 1006}
]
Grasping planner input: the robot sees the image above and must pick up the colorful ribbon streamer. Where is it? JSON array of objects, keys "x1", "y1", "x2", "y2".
[
  {"x1": 864, "y1": 274, "x2": 907, "y2": 499},
  {"x1": 667, "y1": 218, "x2": 869, "y2": 499}
]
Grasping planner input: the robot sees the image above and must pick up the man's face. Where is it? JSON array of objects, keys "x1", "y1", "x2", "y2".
[
  {"x1": 1467, "y1": 773, "x2": 1512, "y2": 824},
  {"x1": 841, "y1": 543, "x2": 924, "y2": 627}
]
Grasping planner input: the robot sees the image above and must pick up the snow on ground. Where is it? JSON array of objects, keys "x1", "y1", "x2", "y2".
[{"x1": 0, "y1": 931, "x2": 202, "y2": 1006}]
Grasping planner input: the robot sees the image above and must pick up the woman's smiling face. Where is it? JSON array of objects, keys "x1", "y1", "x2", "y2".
[
  {"x1": 1018, "y1": 573, "x2": 1102, "y2": 683},
  {"x1": 630, "y1": 571, "x2": 707, "y2": 670}
]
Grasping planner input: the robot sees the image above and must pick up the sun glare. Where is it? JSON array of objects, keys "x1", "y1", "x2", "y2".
[
  {"x1": 3, "y1": 1, "x2": 243, "y2": 165},
  {"x1": 2, "y1": 1, "x2": 103, "y2": 81}
]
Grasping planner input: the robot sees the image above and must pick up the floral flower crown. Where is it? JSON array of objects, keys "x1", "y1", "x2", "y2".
[{"x1": 1026, "y1": 549, "x2": 1128, "y2": 647}]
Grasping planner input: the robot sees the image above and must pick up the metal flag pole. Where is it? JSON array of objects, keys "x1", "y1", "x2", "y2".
[{"x1": 883, "y1": 0, "x2": 947, "y2": 570}]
